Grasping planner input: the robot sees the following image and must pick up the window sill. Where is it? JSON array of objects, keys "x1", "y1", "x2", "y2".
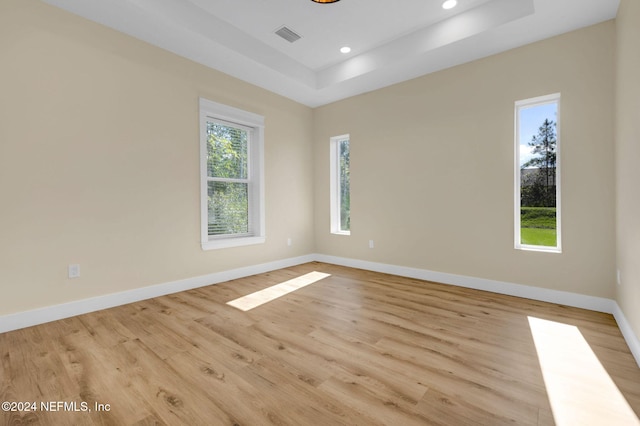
[
  {"x1": 516, "y1": 245, "x2": 562, "y2": 254},
  {"x1": 202, "y1": 236, "x2": 265, "y2": 251},
  {"x1": 331, "y1": 231, "x2": 351, "y2": 236}
]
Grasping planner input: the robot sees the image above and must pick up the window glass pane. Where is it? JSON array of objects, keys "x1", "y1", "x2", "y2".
[
  {"x1": 207, "y1": 181, "x2": 248, "y2": 236},
  {"x1": 519, "y1": 102, "x2": 558, "y2": 248},
  {"x1": 207, "y1": 122, "x2": 248, "y2": 179},
  {"x1": 339, "y1": 139, "x2": 350, "y2": 232}
]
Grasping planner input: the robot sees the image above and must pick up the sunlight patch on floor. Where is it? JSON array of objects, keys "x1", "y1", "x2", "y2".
[
  {"x1": 226, "y1": 271, "x2": 331, "y2": 311},
  {"x1": 528, "y1": 316, "x2": 640, "y2": 426}
]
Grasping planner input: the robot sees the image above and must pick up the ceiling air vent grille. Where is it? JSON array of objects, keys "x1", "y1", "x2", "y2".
[{"x1": 275, "y1": 26, "x2": 302, "y2": 43}]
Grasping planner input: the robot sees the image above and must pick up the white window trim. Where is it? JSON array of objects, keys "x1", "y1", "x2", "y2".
[
  {"x1": 199, "y1": 98, "x2": 265, "y2": 250},
  {"x1": 514, "y1": 93, "x2": 562, "y2": 253},
  {"x1": 330, "y1": 134, "x2": 350, "y2": 235}
]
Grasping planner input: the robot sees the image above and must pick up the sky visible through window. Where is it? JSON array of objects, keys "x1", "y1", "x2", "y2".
[{"x1": 519, "y1": 103, "x2": 557, "y2": 167}]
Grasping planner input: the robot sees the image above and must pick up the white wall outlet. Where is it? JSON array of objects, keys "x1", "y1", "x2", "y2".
[
  {"x1": 617, "y1": 269, "x2": 621, "y2": 286},
  {"x1": 369, "y1": 240, "x2": 375, "y2": 249},
  {"x1": 68, "y1": 264, "x2": 80, "y2": 279},
  {"x1": 287, "y1": 238, "x2": 292, "y2": 247}
]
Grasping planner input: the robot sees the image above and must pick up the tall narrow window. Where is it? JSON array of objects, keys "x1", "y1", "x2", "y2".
[
  {"x1": 515, "y1": 93, "x2": 561, "y2": 252},
  {"x1": 330, "y1": 135, "x2": 350, "y2": 235},
  {"x1": 200, "y1": 98, "x2": 265, "y2": 250}
]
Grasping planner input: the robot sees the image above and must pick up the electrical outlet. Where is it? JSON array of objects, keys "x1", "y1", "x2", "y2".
[
  {"x1": 617, "y1": 269, "x2": 621, "y2": 286},
  {"x1": 287, "y1": 238, "x2": 292, "y2": 247},
  {"x1": 369, "y1": 240, "x2": 375, "y2": 249},
  {"x1": 68, "y1": 264, "x2": 80, "y2": 279}
]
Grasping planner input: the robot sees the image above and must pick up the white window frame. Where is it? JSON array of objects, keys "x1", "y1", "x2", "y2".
[
  {"x1": 200, "y1": 98, "x2": 265, "y2": 250},
  {"x1": 330, "y1": 134, "x2": 350, "y2": 235},
  {"x1": 514, "y1": 93, "x2": 561, "y2": 253}
]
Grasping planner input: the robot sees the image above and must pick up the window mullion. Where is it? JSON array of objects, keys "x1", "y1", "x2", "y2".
[{"x1": 208, "y1": 177, "x2": 250, "y2": 184}]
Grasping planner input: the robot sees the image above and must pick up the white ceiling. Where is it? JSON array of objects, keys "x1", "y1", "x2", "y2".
[{"x1": 41, "y1": 0, "x2": 619, "y2": 107}]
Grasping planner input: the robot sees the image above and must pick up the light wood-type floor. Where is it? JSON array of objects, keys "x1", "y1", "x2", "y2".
[{"x1": 1, "y1": 262, "x2": 639, "y2": 425}]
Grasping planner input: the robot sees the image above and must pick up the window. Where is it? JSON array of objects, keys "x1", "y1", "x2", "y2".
[
  {"x1": 330, "y1": 134, "x2": 350, "y2": 235},
  {"x1": 199, "y1": 98, "x2": 264, "y2": 250},
  {"x1": 515, "y1": 93, "x2": 561, "y2": 252}
]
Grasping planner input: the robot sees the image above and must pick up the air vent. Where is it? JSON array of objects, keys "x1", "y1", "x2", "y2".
[{"x1": 274, "y1": 26, "x2": 302, "y2": 43}]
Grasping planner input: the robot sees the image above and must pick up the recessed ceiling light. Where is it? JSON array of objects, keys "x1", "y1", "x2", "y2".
[
  {"x1": 340, "y1": 46, "x2": 351, "y2": 54},
  {"x1": 442, "y1": 0, "x2": 457, "y2": 9}
]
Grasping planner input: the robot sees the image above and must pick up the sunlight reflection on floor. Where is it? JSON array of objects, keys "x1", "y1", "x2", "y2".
[
  {"x1": 226, "y1": 271, "x2": 331, "y2": 311},
  {"x1": 528, "y1": 316, "x2": 640, "y2": 426}
]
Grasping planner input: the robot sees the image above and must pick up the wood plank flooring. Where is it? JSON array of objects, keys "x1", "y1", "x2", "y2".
[{"x1": 1, "y1": 262, "x2": 639, "y2": 425}]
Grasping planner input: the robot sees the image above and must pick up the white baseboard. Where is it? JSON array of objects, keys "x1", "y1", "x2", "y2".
[
  {"x1": 613, "y1": 303, "x2": 640, "y2": 367},
  {"x1": 1, "y1": 252, "x2": 638, "y2": 368},
  {"x1": 0, "y1": 254, "x2": 315, "y2": 334},
  {"x1": 315, "y1": 254, "x2": 615, "y2": 313}
]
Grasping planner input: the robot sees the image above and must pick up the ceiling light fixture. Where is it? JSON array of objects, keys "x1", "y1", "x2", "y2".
[
  {"x1": 311, "y1": 0, "x2": 340, "y2": 3},
  {"x1": 340, "y1": 46, "x2": 351, "y2": 54},
  {"x1": 442, "y1": 0, "x2": 457, "y2": 9}
]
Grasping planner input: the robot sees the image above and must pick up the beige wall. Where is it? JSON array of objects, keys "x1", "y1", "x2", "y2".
[
  {"x1": 616, "y1": 0, "x2": 640, "y2": 338},
  {"x1": 314, "y1": 22, "x2": 616, "y2": 298},
  {"x1": 0, "y1": 0, "x2": 315, "y2": 316}
]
